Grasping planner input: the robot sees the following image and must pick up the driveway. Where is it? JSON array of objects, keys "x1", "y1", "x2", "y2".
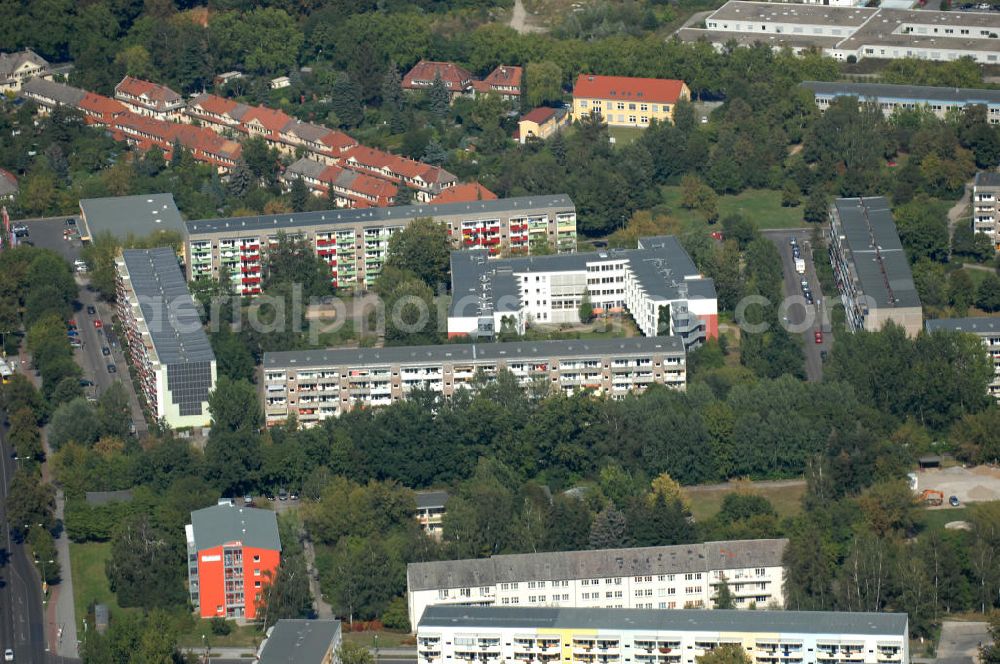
[
  {"x1": 936, "y1": 621, "x2": 989, "y2": 664},
  {"x1": 916, "y1": 466, "x2": 1000, "y2": 506}
]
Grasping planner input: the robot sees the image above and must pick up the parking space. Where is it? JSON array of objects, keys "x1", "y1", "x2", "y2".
[{"x1": 9, "y1": 215, "x2": 83, "y2": 261}]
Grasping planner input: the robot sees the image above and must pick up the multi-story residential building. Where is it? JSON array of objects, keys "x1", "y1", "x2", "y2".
[
  {"x1": 186, "y1": 504, "x2": 281, "y2": 620},
  {"x1": 341, "y1": 146, "x2": 457, "y2": 202},
  {"x1": 407, "y1": 539, "x2": 788, "y2": 628},
  {"x1": 828, "y1": 197, "x2": 923, "y2": 337},
  {"x1": 414, "y1": 491, "x2": 450, "y2": 539},
  {"x1": 973, "y1": 171, "x2": 1000, "y2": 250},
  {"x1": 679, "y1": 1, "x2": 1000, "y2": 64},
  {"x1": 403, "y1": 61, "x2": 475, "y2": 100},
  {"x1": 262, "y1": 336, "x2": 686, "y2": 426},
  {"x1": 114, "y1": 248, "x2": 217, "y2": 428},
  {"x1": 473, "y1": 65, "x2": 523, "y2": 102},
  {"x1": 284, "y1": 157, "x2": 398, "y2": 208},
  {"x1": 449, "y1": 236, "x2": 717, "y2": 346},
  {"x1": 184, "y1": 195, "x2": 577, "y2": 294},
  {"x1": 517, "y1": 106, "x2": 571, "y2": 144},
  {"x1": 0, "y1": 49, "x2": 50, "y2": 93},
  {"x1": 925, "y1": 317, "x2": 1000, "y2": 401},
  {"x1": 415, "y1": 605, "x2": 908, "y2": 664},
  {"x1": 258, "y1": 619, "x2": 342, "y2": 664},
  {"x1": 572, "y1": 75, "x2": 690, "y2": 128},
  {"x1": 77, "y1": 92, "x2": 129, "y2": 127},
  {"x1": 802, "y1": 81, "x2": 1000, "y2": 125},
  {"x1": 114, "y1": 76, "x2": 185, "y2": 120},
  {"x1": 20, "y1": 77, "x2": 86, "y2": 110}
]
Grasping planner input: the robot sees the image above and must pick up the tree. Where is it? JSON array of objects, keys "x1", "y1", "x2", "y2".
[
  {"x1": 257, "y1": 556, "x2": 314, "y2": 628},
  {"x1": 714, "y1": 576, "x2": 736, "y2": 609},
  {"x1": 781, "y1": 180, "x2": 801, "y2": 207},
  {"x1": 977, "y1": 273, "x2": 1000, "y2": 312},
  {"x1": 382, "y1": 64, "x2": 404, "y2": 113},
  {"x1": 290, "y1": 176, "x2": 310, "y2": 213},
  {"x1": 338, "y1": 641, "x2": 375, "y2": 664},
  {"x1": 948, "y1": 269, "x2": 976, "y2": 314},
  {"x1": 422, "y1": 139, "x2": 447, "y2": 166},
  {"x1": 544, "y1": 494, "x2": 592, "y2": 551},
  {"x1": 48, "y1": 398, "x2": 101, "y2": 450},
  {"x1": 5, "y1": 468, "x2": 55, "y2": 541},
  {"x1": 589, "y1": 505, "x2": 627, "y2": 549},
  {"x1": 384, "y1": 219, "x2": 450, "y2": 290},
  {"x1": 525, "y1": 61, "x2": 563, "y2": 108},
  {"x1": 98, "y1": 382, "x2": 132, "y2": 439},
  {"x1": 803, "y1": 188, "x2": 829, "y2": 224},
  {"x1": 208, "y1": 8, "x2": 303, "y2": 76},
  {"x1": 382, "y1": 596, "x2": 410, "y2": 631},
  {"x1": 263, "y1": 232, "x2": 333, "y2": 298},
  {"x1": 106, "y1": 514, "x2": 187, "y2": 610},
  {"x1": 697, "y1": 644, "x2": 752, "y2": 664},
  {"x1": 332, "y1": 75, "x2": 364, "y2": 128},
  {"x1": 209, "y1": 377, "x2": 262, "y2": 434},
  {"x1": 428, "y1": 72, "x2": 451, "y2": 118},
  {"x1": 579, "y1": 292, "x2": 594, "y2": 323},
  {"x1": 227, "y1": 158, "x2": 253, "y2": 198}
]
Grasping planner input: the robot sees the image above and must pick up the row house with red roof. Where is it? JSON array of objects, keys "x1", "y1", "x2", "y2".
[
  {"x1": 111, "y1": 113, "x2": 241, "y2": 173},
  {"x1": 404, "y1": 62, "x2": 523, "y2": 103},
  {"x1": 114, "y1": 76, "x2": 185, "y2": 120},
  {"x1": 78, "y1": 93, "x2": 129, "y2": 127},
  {"x1": 284, "y1": 157, "x2": 397, "y2": 209},
  {"x1": 342, "y1": 146, "x2": 456, "y2": 202}
]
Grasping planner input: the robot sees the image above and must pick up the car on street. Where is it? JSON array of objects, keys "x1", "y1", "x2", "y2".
[
  {"x1": 65, "y1": 217, "x2": 76, "y2": 226},
  {"x1": 949, "y1": 495, "x2": 960, "y2": 507},
  {"x1": 820, "y1": 350, "x2": 829, "y2": 362},
  {"x1": 94, "y1": 319, "x2": 103, "y2": 329},
  {"x1": 86, "y1": 305, "x2": 96, "y2": 315},
  {"x1": 107, "y1": 364, "x2": 116, "y2": 374},
  {"x1": 290, "y1": 492, "x2": 299, "y2": 501},
  {"x1": 789, "y1": 236, "x2": 797, "y2": 246},
  {"x1": 102, "y1": 346, "x2": 111, "y2": 356},
  {"x1": 243, "y1": 494, "x2": 254, "y2": 506},
  {"x1": 814, "y1": 330, "x2": 823, "y2": 344},
  {"x1": 4, "y1": 647, "x2": 13, "y2": 661}
]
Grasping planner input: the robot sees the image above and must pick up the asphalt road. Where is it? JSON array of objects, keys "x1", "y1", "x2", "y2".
[
  {"x1": 0, "y1": 408, "x2": 48, "y2": 663},
  {"x1": 761, "y1": 229, "x2": 832, "y2": 382}
]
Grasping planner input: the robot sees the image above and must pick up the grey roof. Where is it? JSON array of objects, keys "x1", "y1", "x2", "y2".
[
  {"x1": 415, "y1": 490, "x2": 450, "y2": 510},
  {"x1": 189, "y1": 504, "x2": 281, "y2": 552},
  {"x1": 0, "y1": 49, "x2": 48, "y2": 78},
  {"x1": 676, "y1": 28, "x2": 844, "y2": 50},
  {"x1": 450, "y1": 236, "x2": 715, "y2": 318},
  {"x1": 408, "y1": 539, "x2": 787, "y2": 592},
  {"x1": 185, "y1": 194, "x2": 575, "y2": 236},
  {"x1": 85, "y1": 490, "x2": 134, "y2": 506},
  {"x1": 80, "y1": 193, "x2": 186, "y2": 241},
  {"x1": 20, "y1": 77, "x2": 85, "y2": 106},
  {"x1": 418, "y1": 605, "x2": 908, "y2": 638},
  {"x1": 259, "y1": 619, "x2": 341, "y2": 664},
  {"x1": 282, "y1": 120, "x2": 331, "y2": 143},
  {"x1": 802, "y1": 80, "x2": 1000, "y2": 106},
  {"x1": 975, "y1": 171, "x2": 1000, "y2": 188},
  {"x1": 833, "y1": 197, "x2": 921, "y2": 309},
  {"x1": 925, "y1": 316, "x2": 1000, "y2": 334},
  {"x1": 707, "y1": 1, "x2": 877, "y2": 26},
  {"x1": 120, "y1": 248, "x2": 216, "y2": 365},
  {"x1": 286, "y1": 156, "x2": 327, "y2": 179},
  {"x1": 265, "y1": 336, "x2": 685, "y2": 371}
]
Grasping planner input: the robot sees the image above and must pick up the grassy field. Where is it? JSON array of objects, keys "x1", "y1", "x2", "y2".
[
  {"x1": 177, "y1": 621, "x2": 264, "y2": 650},
  {"x1": 684, "y1": 481, "x2": 806, "y2": 522},
  {"x1": 916, "y1": 506, "x2": 970, "y2": 532},
  {"x1": 608, "y1": 126, "x2": 646, "y2": 147},
  {"x1": 69, "y1": 542, "x2": 124, "y2": 630},
  {"x1": 343, "y1": 629, "x2": 416, "y2": 648},
  {"x1": 659, "y1": 186, "x2": 808, "y2": 231}
]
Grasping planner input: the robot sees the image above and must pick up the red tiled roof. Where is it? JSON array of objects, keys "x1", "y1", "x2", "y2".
[
  {"x1": 431, "y1": 182, "x2": 497, "y2": 204},
  {"x1": 521, "y1": 107, "x2": 559, "y2": 124},
  {"x1": 174, "y1": 125, "x2": 242, "y2": 159},
  {"x1": 0, "y1": 168, "x2": 17, "y2": 186},
  {"x1": 78, "y1": 93, "x2": 128, "y2": 119},
  {"x1": 115, "y1": 76, "x2": 182, "y2": 104},
  {"x1": 319, "y1": 130, "x2": 358, "y2": 152},
  {"x1": 116, "y1": 112, "x2": 176, "y2": 140},
  {"x1": 343, "y1": 145, "x2": 454, "y2": 186},
  {"x1": 189, "y1": 93, "x2": 240, "y2": 117},
  {"x1": 242, "y1": 106, "x2": 293, "y2": 133},
  {"x1": 402, "y1": 60, "x2": 474, "y2": 91},
  {"x1": 481, "y1": 65, "x2": 522, "y2": 90},
  {"x1": 573, "y1": 74, "x2": 687, "y2": 104}
]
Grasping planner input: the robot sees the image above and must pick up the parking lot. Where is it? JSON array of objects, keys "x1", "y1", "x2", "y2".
[{"x1": 916, "y1": 466, "x2": 1000, "y2": 506}]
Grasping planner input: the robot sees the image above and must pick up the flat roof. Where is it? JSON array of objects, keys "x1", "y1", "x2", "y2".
[
  {"x1": 186, "y1": 194, "x2": 575, "y2": 236},
  {"x1": 189, "y1": 504, "x2": 281, "y2": 552},
  {"x1": 79, "y1": 193, "x2": 185, "y2": 241},
  {"x1": 706, "y1": 1, "x2": 877, "y2": 27},
  {"x1": 418, "y1": 606, "x2": 908, "y2": 637},
  {"x1": 120, "y1": 248, "x2": 216, "y2": 365},
  {"x1": 676, "y1": 28, "x2": 844, "y2": 49},
  {"x1": 259, "y1": 619, "x2": 341, "y2": 664},
  {"x1": 925, "y1": 316, "x2": 1000, "y2": 334},
  {"x1": 832, "y1": 197, "x2": 921, "y2": 310},
  {"x1": 802, "y1": 80, "x2": 1000, "y2": 105},
  {"x1": 264, "y1": 336, "x2": 685, "y2": 371}
]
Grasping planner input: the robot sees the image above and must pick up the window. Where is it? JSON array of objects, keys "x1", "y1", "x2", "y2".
[
  {"x1": 614, "y1": 591, "x2": 623, "y2": 598},
  {"x1": 641, "y1": 116, "x2": 649, "y2": 123},
  {"x1": 606, "y1": 591, "x2": 613, "y2": 598},
  {"x1": 628, "y1": 115, "x2": 637, "y2": 123},
  {"x1": 501, "y1": 583, "x2": 509, "y2": 590},
  {"x1": 253, "y1": 555, "x2": 260, "y2": 563},
  {"x1": 580, "y1": 100, "x2": 588, "y2": 107},
  {"x1": 481, "y1": 586, "x2": 490, "y2": 595},
  {"x1": 640, "y1": 104, "x2": 648, "y2": 111},
  {"x1": 755, "y1": 568, "x2": 766, "y2": 576},
  {"x1": 539, "y1": 582, "x2": 546, "y2": 588},
  {"x1": 628, "y1": 103, "x2": 636, "y2": 110},
  {"x1": 438, "y1": 589, "x2": 450, "y2": 599},
  {"x1": 529, "y1": 581, "x2": 537, "y2": 589},
  {"x1": 617, "y1": 103, "x2": 625, "y2": 110},
  {"x1": 254, "y1": 569, "x2": 261, "y2": 577},
  {"x1": 460, "y1": 588, "x2": 471, "y2": 597},
  {"x1": 255, "y1": 581, "x2": 261, "y2": 588}
]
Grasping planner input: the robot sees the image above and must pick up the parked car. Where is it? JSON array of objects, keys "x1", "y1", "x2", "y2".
[
  {"x1": 94, "y1": 319, "x2": 103, "y2": 329},
  {"x1": 86, "y1": 305, "x2": 96, "y2": 315},
  {"x1": 102, "y1": 346, "x2": 111, "y2": 356},
  {"x1": 814, "y1": 330, "x2": 823, "y2": 344},
  {"x1": 243, "y1": 494, "x2": 254, "y2": 506},
  {"x1": 949, "y1": 495, "x2": 960, "y2": 507},
  {"x1": 789, "y1": 236, "x2": 798, "y2": 246},
  {"x1": 278, "y1": 488, "x2": 288, "y2": 501},
  {"x1": 820, "y1": 350, "x2": 829, "y2": 362},
  {"x1": 65, "y1": 217, "x2": 76, "y2": 226},
  {"x1": 106, "y1": 364, "x2": 116, "y2": 374},
  {"x1": 5, "y1": 647, "x2": 14, "y2": 661},
  {"x1": 79, "y1": 379, "x2": 94, "y2": 387}
]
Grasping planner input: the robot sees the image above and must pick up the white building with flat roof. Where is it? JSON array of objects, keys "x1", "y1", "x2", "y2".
[
  {"x1": 925, "y1": 317, "x2": 1000, "y2": 401},
  {"x1": 406, "y1": 539, "x2": 787, "y2": 629}
]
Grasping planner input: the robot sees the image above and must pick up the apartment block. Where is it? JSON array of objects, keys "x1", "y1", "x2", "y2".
[
  {"x1": 925, "y1": 317, "x2": 1000, "y2": 401},
  {"x1": 802, "y1": 81, "x2": 1000, "y2": 125},
  {"x1": 262, "y1": 336, "x2": 686, "y2": 426},
  {"x1": 114, "y1": 76, "x2": 185, "y2": 120},
  {"x1": 679, "y1": 1, "x2": 1000, "y2": 64},
  {"x1": 186, "y1": 504, "x2": 281, "y2": 620},
  {"x1": 415, "y1": 606, "x2": 908, "y2": 664},
  {"x1": 415, "y1": 491, "x2": 450, "y2": 539},
  {"x1": 184, "y1": 195, "x2": 577, "y2": 295},
  {"x1": 341, "y1": 146, "x2": 457, "y2": 202},
  {"x1": 114, "y1": 248, "x2": 217, "y2": 428},
  {"x1": 449, "y1": 236, "x2": 717, "y2": 347},
  {"x1": 828, "y1": 197, "x2": 923, "y2": 337},
  {"x1": 407, "y1": 539, "x2": 787, "y2": 628},
  {"x1": 973, "y1": 171, "x2": 1000, "y2": 250},
  {"x1": 258, "y1": 619, "x2": 342, "y2": 664},
  {"x1": 572, "y1": 75, "x2": 690, "y2": 128}
]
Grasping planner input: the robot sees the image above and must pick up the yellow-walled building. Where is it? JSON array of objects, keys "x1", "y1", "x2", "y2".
[{"x1": 572, "y1": 74, "x2": 690, "y2": 128}]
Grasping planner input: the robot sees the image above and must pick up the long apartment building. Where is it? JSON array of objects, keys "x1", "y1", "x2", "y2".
[
  {"x1": 973, "y1": 171, "x2": 1000, "y2": 250},
  {"x1": 114, "y1": 76, "x2": 185, "y2": 120},
  {"x1": 284, "y1": 157, "x2": 398, "y2": 208},
  {"x1": 406, "y1": 539, "x2": 788, "y2": 628},
  {"x1": 415, "y1": 606, "x2": 909, "y2": 664},
  {"x1": 828, "y1": 197, "x2": 923, "y2": 337},
  {"x1": 802, "y1": 81, "x2": 1000, "y2": 125},
  {"x1": 925, "y1": 317, "x2": 1000, "y2": 401},
  {"x1": 678, "y1": 0, "x2": 1000, "y2": 64},
  {"x1": 449, "y1": 236, "x2": 717, "y2": 347},
  {"x1": 184, "y1": 195, "x2": 577, "y2": 295},
  {"x1": 262, "y1": 336, "x2": 686, "y2": 426},
  {"x1": 115, "y1": 248, "x2": 217, "y2": 428}
]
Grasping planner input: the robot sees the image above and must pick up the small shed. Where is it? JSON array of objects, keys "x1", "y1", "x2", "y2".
[
  {"x1": 94, "y1": 604, "x2": 109, "y2": 634},
  {"x1": 918, "y1": 455, "x2": 941, "y2": 469}
]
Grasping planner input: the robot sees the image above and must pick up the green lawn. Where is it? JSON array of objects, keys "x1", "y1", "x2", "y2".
[
  {"x1": 343, "y1": 629, "x2": 415, "y2": 648},
  {"x1": 659, "y1": 186, "x2": 808, "y2": 230},
  {"x1": 684, "y1": 481, "x2": 806, "y2": 523},
  {"x1": 69, "y1": 542, "x2": 126, "y2": 631},
  {"x1": 608, "y1": 126, "x2": 646, "y2": 147},
  {"x1": 916, "y1": 506, "x2": 970, "y2": 533},
  {"x1": 176, "y1": 621, "x2": 264, "y2": 650}
]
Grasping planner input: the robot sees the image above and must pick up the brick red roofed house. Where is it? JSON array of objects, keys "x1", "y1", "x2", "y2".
[
  {"x1": 473, "y1": 65, "x2": 523, "y2": 102},
  {"x1": 114, "y1": 76, "x2": 185, "y2": 120},
  {"x1": 111, "y1": 112, "x2": 241, "y2": 173},
  {"x1": 240, "y1": 106, "x2": 295, "y2": 143},
  {"x1": 186, "y1": 93, "x2": 248, "y2": 133},
  {"x1": 572, "y1": 74, "x2": 689, "y2": 128},
  {"x1": 403, "y1": 60, "x2": 474, "y2": 101},
  {"x1": 343, "y1": 146, "x2": 457, "y2": 202},
  {"x1": 279, "y1": 121, "x2": 358, "y2": 164},
  {"x1": 516, "y1": 106, "x2": 571, "y2": 144},
  {"x1": 78, "y1": 93, "x2": 129, "y2": 127},
  {"x1": 0, "y1": 168, "x2": 18, "y2": 200},
  {"x1": 431, "y1": 182, "x2": 497, "y2": 204},
  {"x1": 284, "y1": 157, "x2": 397, "y2": 208},
  {"x1": 174, "y1": 125, "x2": 242, "y2": 173}
]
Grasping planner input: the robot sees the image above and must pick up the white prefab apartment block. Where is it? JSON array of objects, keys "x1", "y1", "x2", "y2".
[
  {"x1": 406, "y1": 539, "x2": 787, "y2": 629},
  {"x1": 415, "y1": 606, "x2": 909, "y2": 664},
  {"x1": 802, "y1": 81, "x2": 1000, "y2": 125},
  {"x1": 925, "y1": 317, "x2": 1000, "y2": 401},
  {"x1": 973, "y1": 171, "x2": 1000, "y2": 251},
  {"x1": 115, "y1": 248, "x2": 217, "y2": 428}
]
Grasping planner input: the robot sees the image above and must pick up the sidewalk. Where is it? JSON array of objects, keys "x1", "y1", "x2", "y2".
[
  {"x1": 302, "y1": 536, "x2": 334, "y2": 619},
  {"x1": 49, "y1": 489, "x2": 78, "y2": 658}
]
